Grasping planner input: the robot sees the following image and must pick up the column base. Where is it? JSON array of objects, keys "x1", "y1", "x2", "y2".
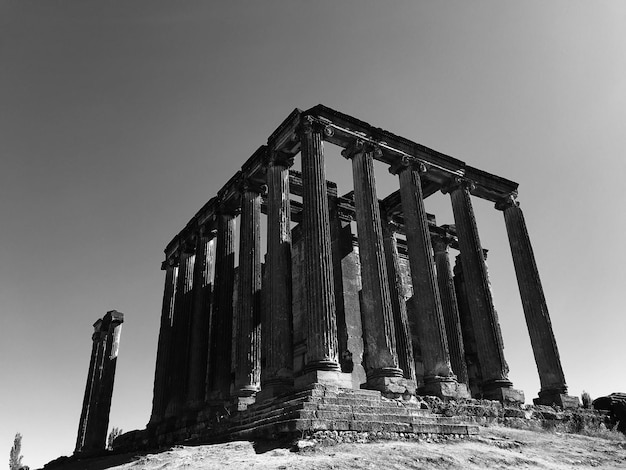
[
  {"x1": 232, "y1": 385, "x2": 259, "y2": 411},
  {"x1": 419, "y1": 378, "x2": 470, "y2": 400},
  {"x1": 482, "y1": 383, "x2": 525, "y2": 404},
  {"x1": 294, "y1": 369, "x2": 353, "y2": 390},
  {"x1": 363, "y1": 376, "x2": 417, "y2": 398},
  {"x1": 256, "y1": 378, "x2": 294, "y2": 403},
  {"x1": 533, "y1": 390, "x2": 580, "y2": 409}
]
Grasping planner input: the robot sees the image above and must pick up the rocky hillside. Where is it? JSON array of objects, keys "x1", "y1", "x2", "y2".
[{"x1": 41, "y1": 425, "x2": 626, "y2": 470}]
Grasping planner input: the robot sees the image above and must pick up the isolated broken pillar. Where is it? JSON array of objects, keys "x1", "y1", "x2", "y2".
[{"x1": 75, "y1": 310, "x2": 124, "y2": 454}]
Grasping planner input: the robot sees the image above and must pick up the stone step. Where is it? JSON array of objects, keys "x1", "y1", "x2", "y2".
[{"x1": 229, "y1": 418, "x2": 479, "y2": 439}]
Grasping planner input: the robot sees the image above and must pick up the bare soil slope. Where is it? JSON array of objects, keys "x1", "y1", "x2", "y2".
[{"x1": 44, "y1": 426, "x2": 626, "y2": 470}]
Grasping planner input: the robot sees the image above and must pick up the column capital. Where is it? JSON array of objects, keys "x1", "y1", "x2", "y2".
[
  {"x1": 388, "y1": 156, "x2": 428, "y2": 176},
  {"x1": 495, "y1": 192, "x2": 520, "y2": 211},
  {"x1": 341, "y1": 139, "x2": 382, "y2": 160},
  {"x1": 216, "y1": 196, "x2": 240, "y2": 217},
  {"x1": 382, "y1": 215, "x2": 402, "y2": 235},
  {"x1": 297, "y1": 115, "x2": 334, "y2": 139},
  {"x1": 431, "y1": 232, "x2": 455, "y2": 253},
  {"x1": 180, "y1": 237, "x2": 196, "y2": 255},
  {"x1": 238, "y1": 176, "x2": 267, "y2": 195},
  {"x1": 441, "y1": 177, "x2": 476, "y2": 194},
  {"x1": 198, "y1": 223, "x2": 217, "y2": 240},
  {"x1": 265, "y1": 149, "x2": 295, "y2": 169},
  {"x1": 161, "y1": 254, "x2": 180, "y2": 270}
]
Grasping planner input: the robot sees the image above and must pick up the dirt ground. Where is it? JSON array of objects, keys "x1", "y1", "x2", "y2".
[{"x1": 43, "y1": 426, "x2": 626, "y2": 470}]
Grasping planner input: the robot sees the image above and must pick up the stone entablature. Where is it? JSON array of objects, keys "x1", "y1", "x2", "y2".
[{"x1": 147, "y1": 104, "x2": 578, "y2": 438}]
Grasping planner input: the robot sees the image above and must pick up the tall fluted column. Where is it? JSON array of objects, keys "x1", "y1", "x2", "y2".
[
  {"x1": 260, "y1": 150, "x2": 294, "y2": 397},
  {"x1": 165, "y1": 245, "x2": 195, "y2": 417},
  {"x1": 187, "y1": 229, "x2": 216, "y2": 409},
  {"x1": 392, "y1": 159, "x2": 467, "y2": 399},
  {"x1": 432, "y1": 233, "x2": 469, "y2": 386},
  {"x1": 497, "y1": 195, "x2": 576, "y2": 407},
  {"x1": 343, "y1": 140, "x2": 403, "y2": 390},
  {"x1": 446, "y1": 179, "x2": 523, "y2": 403},
  {"x1": 75, "y1": 311, "x2": 124, "y2": 453},
  {"x1": 381, "y1": 216, "x2": 417, "y2": 382},
  {"x1": 234, "y1": 179, "x2": 263, "y2": 407},
  {"x1": 75, "y1": 320, "x2": 106, "y2": 453},
  {"x1": 149, "y1": 258, "x2": 178, "y2": 425},
  {"x1": 299, "y1": 116, "x2": 340, "y2": 375},
  {"x1": 208, "y1": 206, "x2": 237, "y2": 401}
]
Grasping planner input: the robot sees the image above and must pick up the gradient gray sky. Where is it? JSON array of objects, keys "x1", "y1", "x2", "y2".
[{"x1": 2, "y1": 1, "x2": 625, "y2": 467}]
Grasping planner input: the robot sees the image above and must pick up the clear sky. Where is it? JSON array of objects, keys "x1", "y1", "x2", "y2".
[{"x1": 1, "y1": 1, "x2": 625, "y2": 468}]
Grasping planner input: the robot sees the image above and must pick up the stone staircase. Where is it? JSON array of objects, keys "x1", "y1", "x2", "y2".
[
  {"x1": 221, "y1": 384, "x2": 479, "y2": 440},
  {"x1": 119, "y1": 384, "x2": 479, "y2": 450}
]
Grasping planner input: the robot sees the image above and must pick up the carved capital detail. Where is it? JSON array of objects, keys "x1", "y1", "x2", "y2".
[
  {"x1": 341, "y1": 139, "x2": 379, "y2": 160},
  {"x1": 238, "y1": 177, "x2": 267, "y2": 196},
  {"x1": 495, "y1": 192, "x2": 520, "y2": 211},
  {"x1": 297, "y1": 115, "x2": 326, "y2": 137},
  {"x1": 431, "y1": 232, "x2": 454, "y2": 252},
  {"x1": 388, "y1": 156, "x2": 428, "y2": 176},
  {"x1": 441, "y1": 177, "x2": 476, "y2": 195}
]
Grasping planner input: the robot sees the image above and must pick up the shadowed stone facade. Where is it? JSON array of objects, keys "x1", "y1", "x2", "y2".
[{"x1": 140, "y1": 105, "x2": 577, "y2": 445}]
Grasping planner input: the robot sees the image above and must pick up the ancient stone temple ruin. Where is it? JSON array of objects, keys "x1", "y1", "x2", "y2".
[
  {"x1": 75, "y1": 310, "x2": 124, "y2": 454},
  {"x1": 141, "y1": 105, "x2": 578, "y2": 446}
]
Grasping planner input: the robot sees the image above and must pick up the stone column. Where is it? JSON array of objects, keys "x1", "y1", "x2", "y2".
[
  {"x1": 342, "y1": 141, "x2": 407, "y2": 393},
  {"x1": 296, "y1": 115, "x2": 346, "y2": 388},
  {"x1": 432, "y1": 233, "x2": 469, "y2": 386},
  {"x1": 391, "y1": 159, "x2": 468, "y2": 399},
  {"x1": 453, "y1": 255, "x2": 483, "y2": 396},
  {"x1": 446, "y1": 179, "x2": 523, "y2": 403},
  {"x1": 149, "y1": 257, "x2": 178, "y2": 425},
  {"x1": 208, "y1": 205, "x2": 237, "y2": 401},
  {"x1": 75, "y1": 320, "x2": 106, "y2": 453},
  {"x1": 496, "y1": 195, "x2": 577, "y2": 407},
  {"x1": 260, "y1": 150, "x2": 294, "y2": 398},
  {"x1": 187, "y1": 229, "x2": 216, "y2": 410},
  {"x1": 165, "y1": 245, "x2": 195, "y2": 417},
  {"x1": 91, "y1": 311, "x2": 124, "y2": 447},
  {"x1": 233, "y1": 179, "x2": 264, "y2": 408},
  {"x1": 75, "y1": 311, "x2": 124, "y2": 453},
  {"x1": 381, "y1": 216, "x2": 417, "y2": 383}
]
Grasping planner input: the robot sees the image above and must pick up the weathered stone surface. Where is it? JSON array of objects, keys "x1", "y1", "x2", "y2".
[
  {"x1": 299, "y1": 115, "x2": 340, "y2": 372},
  {"x1": 392, "y1": 161, "x2": 461, "y2": 396},
  {"x1": 344, "y1": 141, "x2": 401, "y2": 383},
  {"x1": 149, "y1": 259, "x2": 177, "y2": 425},
  {"x1": 262, "y1": 152, "x2": 294, "y2": 396},
  {"x1": 233, "y1": 180, "x2": 263, "y2": 403},
  {"x1": 497, "y1": 196, "x2": 571, "y2": 404},
  {"x1": 382, "y1": 217, "x2": 417, "y2": 382},
  {"x1": 75, "y1": 311, "x2": 124, "y2": 454},
  {"x1": 208, "y1": 209, "x2": 236, "y2": 400},
  {"x1": 136, "y1": 105, "x2": 576, "y2": 449},
  {"x1": 432, "y1": 232, "x2": 468, "y2": 386},
  {"x1": 447, "y1": 180, "x2": 522, "y2": 403}
]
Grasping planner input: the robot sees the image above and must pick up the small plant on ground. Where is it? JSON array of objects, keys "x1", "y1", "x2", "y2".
[
  {"x1": 107, "y1": 427, "x2": 123, "y2": 450},
  {"x1": 581, "y1": 391, "x2": 592, "y2": 409}
]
